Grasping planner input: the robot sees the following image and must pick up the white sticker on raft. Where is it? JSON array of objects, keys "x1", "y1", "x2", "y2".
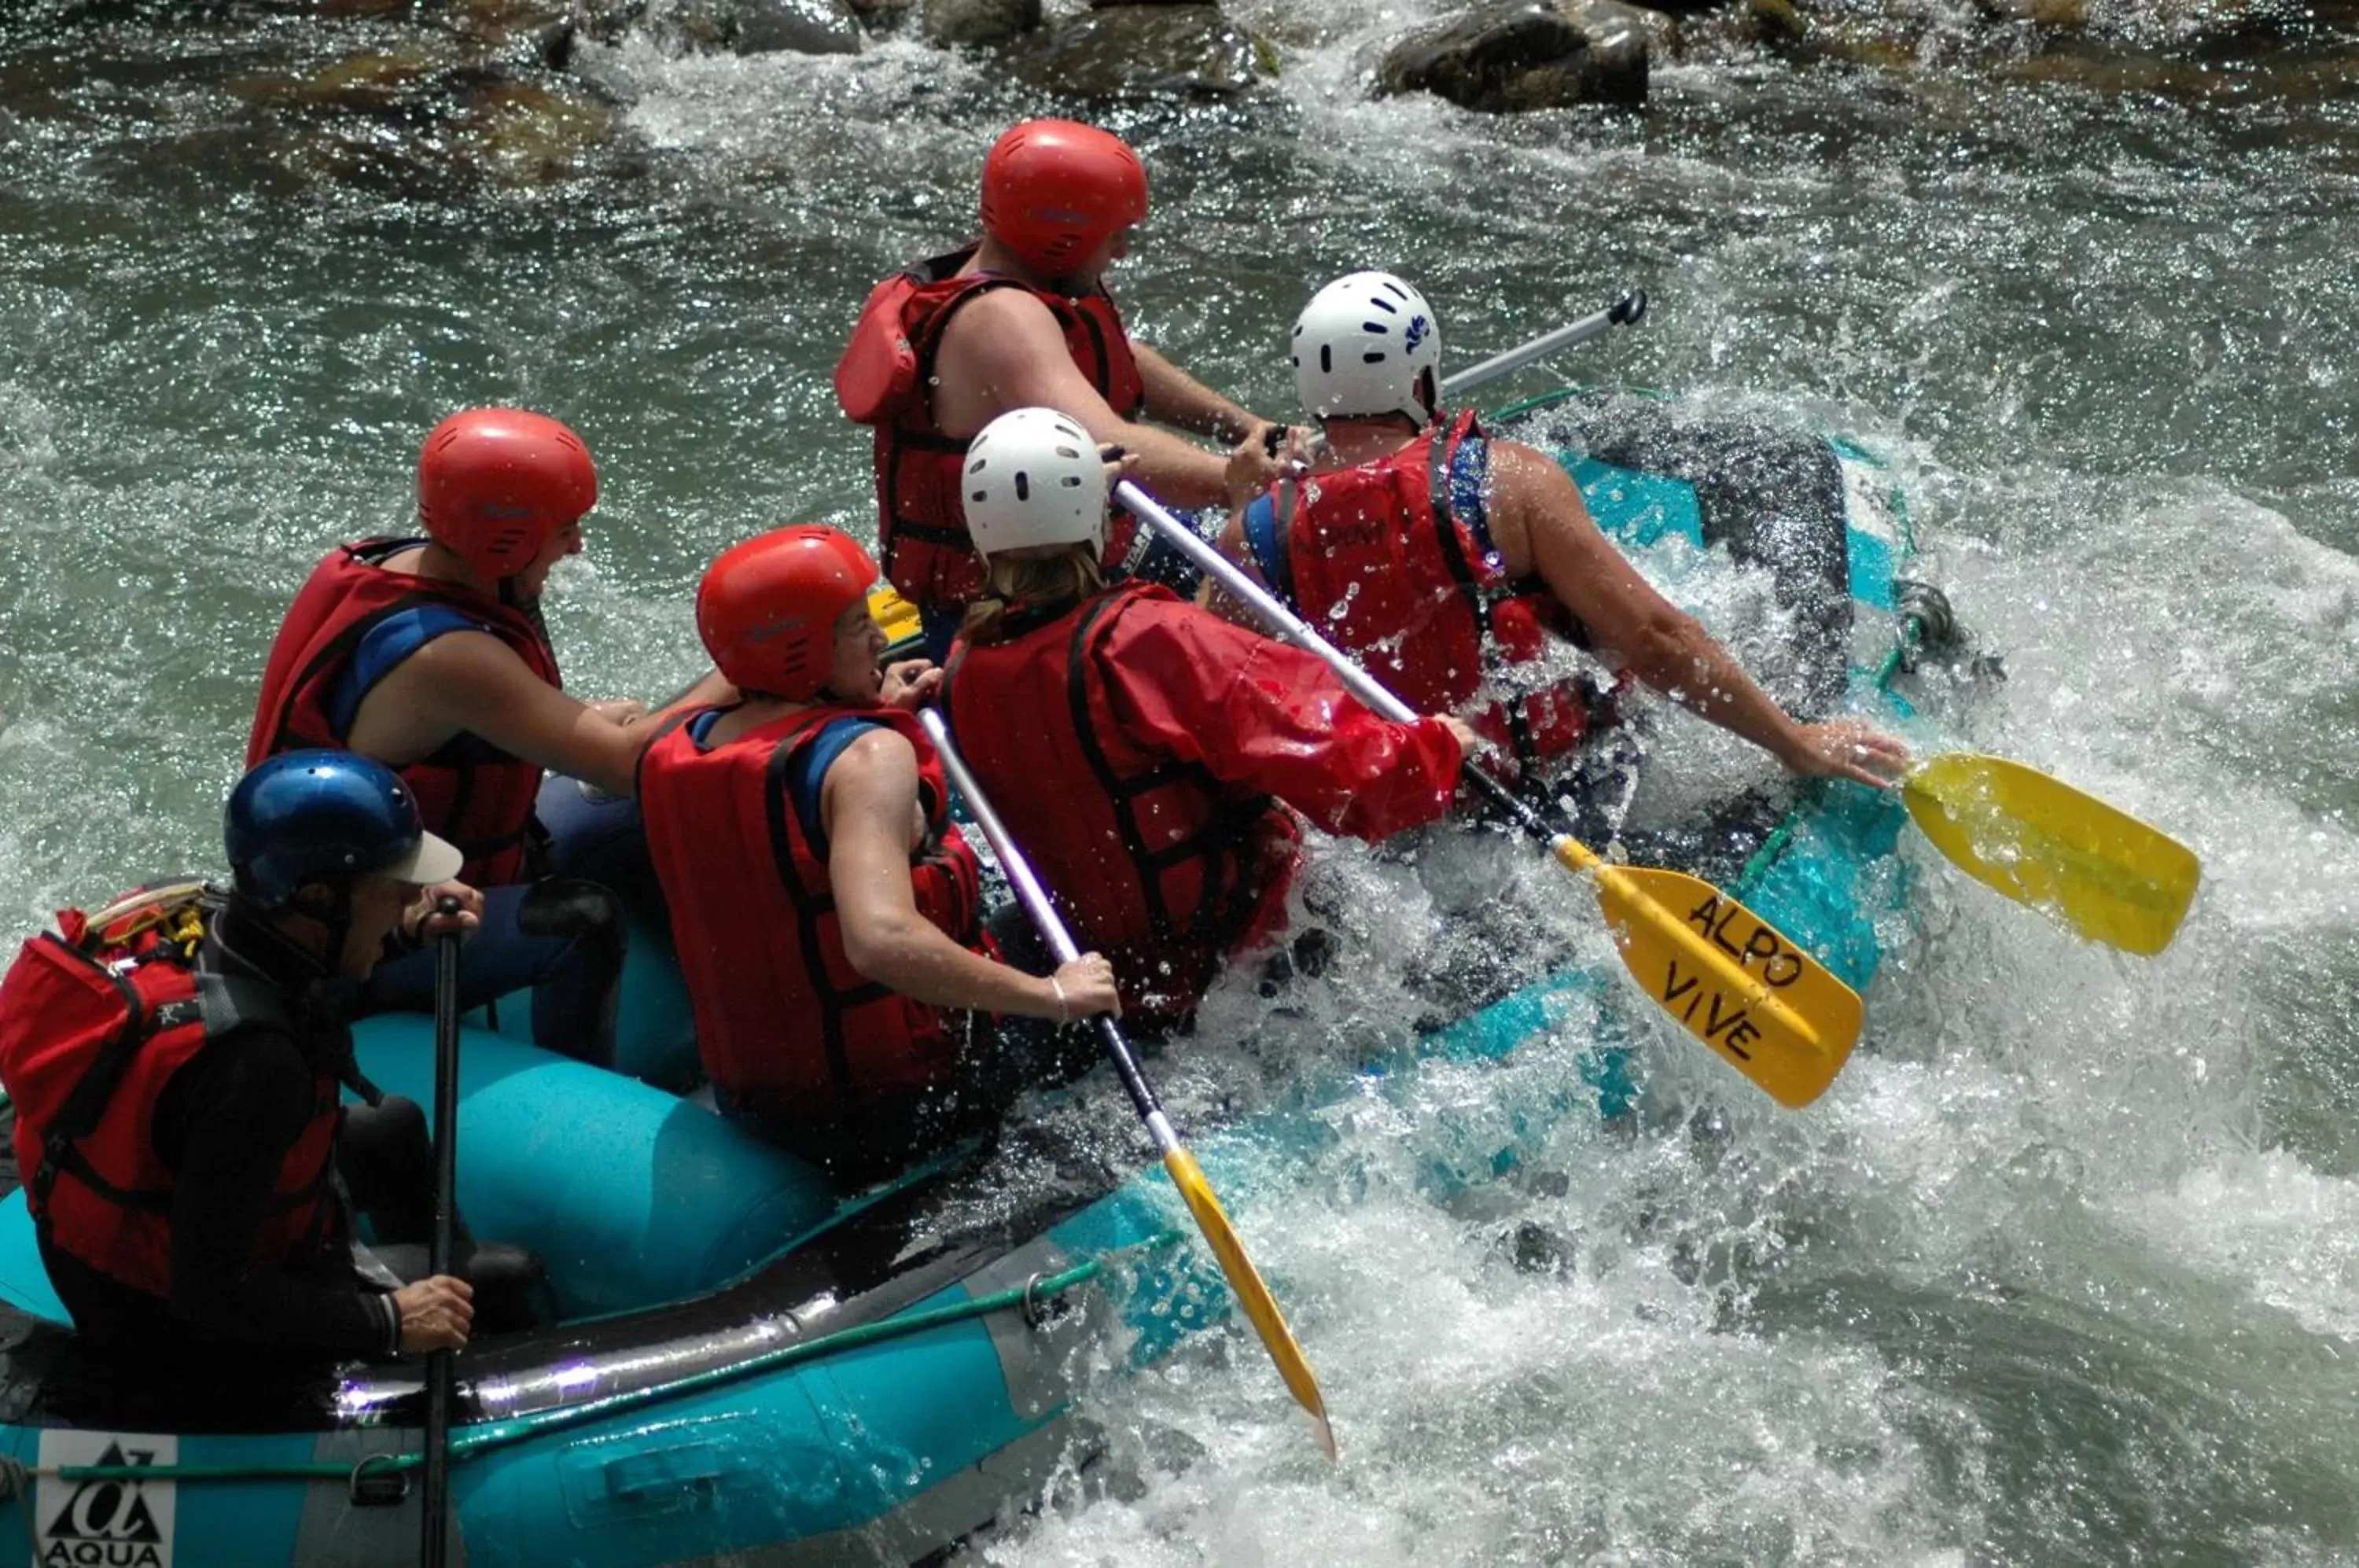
[
  {"x1": 33, "y1": 1431, "x2": 176, "y2": 1568},
  {"x1": 1840, "y1": 455, "x2": 1902, "y2": 545}
]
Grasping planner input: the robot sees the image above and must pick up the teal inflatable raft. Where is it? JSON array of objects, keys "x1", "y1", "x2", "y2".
[{"x1": 0, "y1": 391, "x2": 1960, "y2": 1567}]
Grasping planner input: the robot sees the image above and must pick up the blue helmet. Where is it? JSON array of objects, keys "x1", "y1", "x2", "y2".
[{"x1": 226, "y1": 751, "x2": 464, "y2": 910}]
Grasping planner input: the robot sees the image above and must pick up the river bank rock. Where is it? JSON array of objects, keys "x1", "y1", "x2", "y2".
[
  {"x1": 845, "y1": 0, "x2": 917, "y2": 32},
  {"x1": 922, "y1": 0, "x2": 1040, "y2": 46},
  {"x1": 571, "y1": 0, "x2": 861, "y2": 53},
  {"x1": 1376, "y1": 0, "x2": 1651, "y2": 112},
  {"x1": 732, "y1": 0, "x2": 863, "y2": 51},
  {"x1": 453, "y1": 76, "x2": 621, "y2": 180},
  {"x1": 1008, "y1": 3, "x2": 1264, "y2": 95}
]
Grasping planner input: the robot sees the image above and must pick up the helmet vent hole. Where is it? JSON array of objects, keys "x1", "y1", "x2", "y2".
[
  {"x1": 970, "y1": 490, "x2": 988, "y2": 503},
  {"x1": 1319, "y1": 345, "x2": 1333, "y2": 373},
  {"x1": 1362, "y1": 321, "x2": 1389, "y2": 334},
  {"x1": 1060, "y1": 475, "x2": 1082, "y2": 488},
  {"x1": 1362, "y1": 352, "x2": 1388, "y2": 364},
  {"x1": 1015, "y1": 472, "x2": 1032, "y2": 502},
  {"x1": 1370, "y1": 297, "x2": 1399, "y2": 315},
  {"x1": 968, "y1": 458, "x2": 988, "y2": 474}
]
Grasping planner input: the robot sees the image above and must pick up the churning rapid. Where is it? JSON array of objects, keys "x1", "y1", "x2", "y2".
[{"x1": 2, "y1": 1, "x2": 2357, "y2": 1561}]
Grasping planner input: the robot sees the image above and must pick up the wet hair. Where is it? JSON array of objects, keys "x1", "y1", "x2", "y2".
[{"x1": 961, "y1": 543, "x2": 1106, "y2": 640}]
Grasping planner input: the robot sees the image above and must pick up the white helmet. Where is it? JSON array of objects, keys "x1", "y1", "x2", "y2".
[
  {"x1": 961, "y1": 407, "x2": 1109, "y2": 561},
  {"x1": 1291, "y1": 271, "x2": 1442, "y2": 425}
]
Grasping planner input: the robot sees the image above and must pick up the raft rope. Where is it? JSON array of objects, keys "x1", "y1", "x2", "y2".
[{"x1": 0, "y1": 1232, "x2": 1187, "y2": 1505}]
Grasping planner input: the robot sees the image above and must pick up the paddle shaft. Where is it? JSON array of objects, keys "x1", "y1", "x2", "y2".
[
  {"x1": 1113, "y1": 482, "x2": 1587, "y2": 867},
  {"x1": 1439, "y1": 289, "x2": 1647, "y2": 401},
  {"x1": 421, "y1": 897, "x2": 462, "y2": 1568},
  {"x1": 916, "y1": 711, "x2": 1177, "y2": 1152},
  {"x1": 919, "y1": 707, "x2": 1338, "y2": 1456}
]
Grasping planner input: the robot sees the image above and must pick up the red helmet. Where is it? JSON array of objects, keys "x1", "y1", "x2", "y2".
[
  {"x1": 697, "y1": 527, "x2": 879, "y2": 701},
  {"x1": 979, "y1": 120, "x2": 1148, "y2": 278},
  {"x1": 417, "y1": 408, "x2": 598, "y2": 580}
]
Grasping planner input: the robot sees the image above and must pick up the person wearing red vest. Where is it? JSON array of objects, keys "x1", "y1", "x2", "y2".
[
  {"x1": 938, "y1": 408, "x2": 1478, "y2": 1033},
  {"x1": 835, "y1": 119, "x2": 1294, "y2": 658},
  {"x1": 246, "y1": 408, "x2": 731, "y2": 1067},
  {"x1": 0, "y1": 752, "x2": 502, "y2": 1375},
  {"x1": 638, "y1": 527, "x2": 1120, "y2": 1177},
  {"x1": 1216, "y1": 272, "x2": 1913, "y2": 804}
]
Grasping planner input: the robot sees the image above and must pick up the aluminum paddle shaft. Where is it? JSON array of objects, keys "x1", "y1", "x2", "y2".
[
  {"x1": 421, "y1": 896, "x2": 462, "y2": 1568},
  {"x1": 917, "y1": 708, "x2": 1337, "y2": 1458},
  {"x1": 1440, "y1": 288, "x2": 1646, "y2": 400}
]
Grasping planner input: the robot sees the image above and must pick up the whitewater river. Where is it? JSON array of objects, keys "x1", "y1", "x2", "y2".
[{"x1": 3, "y1": 3, "x2": 2357, "y2": 1562}]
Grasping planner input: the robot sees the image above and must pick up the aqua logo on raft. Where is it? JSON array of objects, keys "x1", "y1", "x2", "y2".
[{"x1": 33, "y1": 1430, "x2": 175, "y2": 1568}]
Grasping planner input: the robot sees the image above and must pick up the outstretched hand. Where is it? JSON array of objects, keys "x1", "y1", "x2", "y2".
[{"x1": 1782, "y1": 719, "x2": 1912, "y2": 788}]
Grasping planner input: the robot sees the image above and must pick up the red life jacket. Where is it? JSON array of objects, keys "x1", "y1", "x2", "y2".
[
  {"x1": 1279, "y1": 412, "x2": 1619, "y2": 777},
  {"x1": 0, "y1": 886, "x2": 343, "y2": 1303},
  {"x1": 835, "y1": 245, "x2": 1148, "y2": 614},
  {"x1": 245, "y1": 538, "x2": 562, "y2": 887},
  {"x1": 941, "y1": 583, "x2": 1300, "y2": 1030},
  {"x1": 637, "y1": 702, "x2": 985, "y2": 1120}
]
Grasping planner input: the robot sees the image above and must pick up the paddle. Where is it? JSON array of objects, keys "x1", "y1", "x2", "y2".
[
  {"x1": 1439, "y1": 288, "x2": 1647, "y2": 401},
  {"x1": 1440, "y1": 295, "x2": 2197, "y2": 955},
  {"x1": 917, "y1": 709, "x2": 1338, "y2": 1459},
  {"x1": 1901, "y1": 753, "x2": 2199, "y2": 955},
  {"x1": 421, "y1": 894, "x2": 463, "y2": 1568},
  {"x1": 1117, "y1": 480, "x2": 1864, "y2": 1110}
]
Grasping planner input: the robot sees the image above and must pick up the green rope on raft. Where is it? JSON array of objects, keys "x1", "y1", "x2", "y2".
[{"x1": 2, "y1": 1237, "x2": 1183, "y2": 1497}]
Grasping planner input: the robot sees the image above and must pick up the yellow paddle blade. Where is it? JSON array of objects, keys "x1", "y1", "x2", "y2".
[
  {"x1": 1559, "y1": 842, "x2": 1864, "y2": 1110},
  {"x1": 867, "y1": 583, "x2": 926, "y2": 661},
  {"x1": 1902, "y1": 753, "x2": 2199, "y2": 956},
  {"x1": 1163, "y1": 1147, "x2": 1338, "y2": 1460}
]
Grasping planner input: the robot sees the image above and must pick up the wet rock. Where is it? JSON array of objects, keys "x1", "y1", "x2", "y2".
[
  {"x1": 1375, "y1": 0, "x2": 1649, "y2": 112},
  {"x1": 594, "y1": 0, "x2": 861, "y2": 53},
  {"x1": 1972, "y1": 0, "x2": 2089, "y2": 26},
  {"x1": 922, "y1": 0, "x2": 1040, "y2": 46},
  {"x1": 569, "y1": 0, "x2": 646, "y2": 44},
  {"x1": 845, "y1": 0, "x2": 916, "y2": 31},
  {"x1": 1566, "y1": 0, "x2": 1677, "y2": 61},
  {"x1": 1010, "y1": 2, "x2": 1264, "y2": 96},
  {"x1": 451, "y1": 0, "x2": 580, "y2": 69},
  {"x1": 1510, "y1": 1220, "x2": 1578, "y2": 1276},
  {"x1": 454, "y1": 77, "x2": 620, "y2": 181},
  {"x1": 1743, "y1": 0, "x2": 1809, "y2": 46},
  {"x1": 228, "y1": 39, "x2": 471, "y2": 113},
  {"x1": 734, "y1": 0, "x2": 863, "y2": 51}
]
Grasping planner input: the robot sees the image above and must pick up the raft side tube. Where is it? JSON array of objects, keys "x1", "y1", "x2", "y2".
[{"x1": 350, "y1": 1023, "x2": 840, "y2": 1320}]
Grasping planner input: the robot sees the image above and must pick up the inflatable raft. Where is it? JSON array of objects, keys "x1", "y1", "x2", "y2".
[{"x1": 0, "y1": 390, "x2": 1956, "y2": 1567}]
